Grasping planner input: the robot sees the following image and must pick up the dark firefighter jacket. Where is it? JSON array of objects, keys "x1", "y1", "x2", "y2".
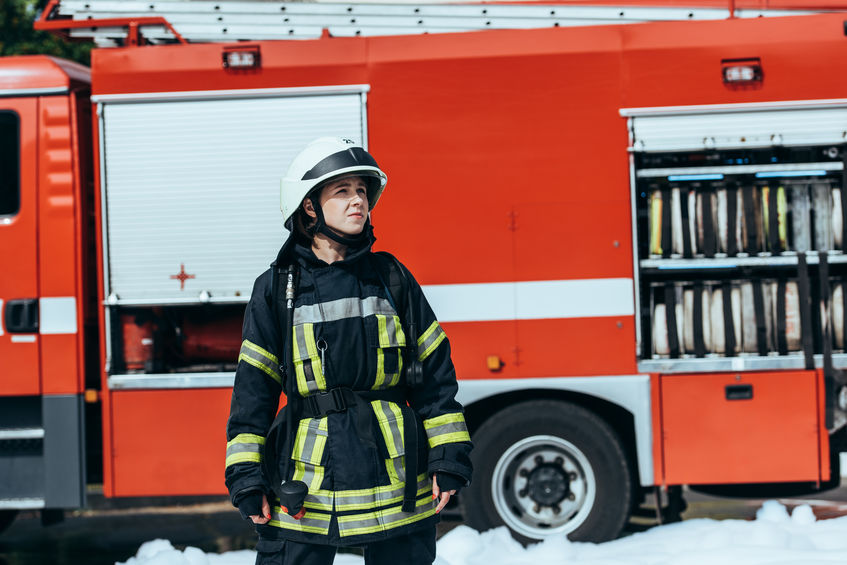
[{"x1": 225, "y1": 234, "x2": 473, "y2": 546}]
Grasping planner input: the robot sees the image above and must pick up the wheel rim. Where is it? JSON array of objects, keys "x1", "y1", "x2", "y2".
[{"x1": 491, "y1": 434, "x2": 596, "y2": 539}]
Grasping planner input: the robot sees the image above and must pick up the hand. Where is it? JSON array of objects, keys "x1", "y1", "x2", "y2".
[
  {"x1": 432, "y1": 475, "x2": 456, "y2": 515},
  {"x1": 249, "y1": 494, "x2": 272, "y2": 524}
]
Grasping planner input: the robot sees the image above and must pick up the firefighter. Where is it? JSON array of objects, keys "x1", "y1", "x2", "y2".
[{"x1": 225, "y1": 137, "x2": 473, "y2": 565}]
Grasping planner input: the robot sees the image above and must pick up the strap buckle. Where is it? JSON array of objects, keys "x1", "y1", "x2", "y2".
[{"x1": 306, "y1": 388, "x2": 347, "y2": 417}]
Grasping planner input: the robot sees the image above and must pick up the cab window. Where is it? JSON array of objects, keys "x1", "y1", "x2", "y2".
[{"x1": 0, "y1": 112, "x2": 20, "y2": 217}]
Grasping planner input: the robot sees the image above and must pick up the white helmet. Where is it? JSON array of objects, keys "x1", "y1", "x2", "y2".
[{"x1": 280, "y1": 137, "x2": 387, "y2": 228}]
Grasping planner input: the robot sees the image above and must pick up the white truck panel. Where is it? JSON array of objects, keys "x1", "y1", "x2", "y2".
[
  {"x1": 100, "y1": 91, "x2": 366, "y2": 304},
  {"x1": 631, "y1": 106, "x2": 847, "y2": 152}
]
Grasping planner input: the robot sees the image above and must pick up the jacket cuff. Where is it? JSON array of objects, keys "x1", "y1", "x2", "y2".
[
  {"x1": 433, "y1": 470, "x2": 466, "y2": 493},
  {"x1": 427, "y1": 444, "x2": 473, "y2": 485},
  {"x1": 235, "y1": 490, "x2": 265, "y2": 520}
]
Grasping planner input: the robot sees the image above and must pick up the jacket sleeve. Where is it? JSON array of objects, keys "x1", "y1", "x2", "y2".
[
  {"x1": 225, "y1": 269, "x2": 283, "y2": 505},
  {"x1": 401, "y1": 263, "x2": 474, "y2": 486}
]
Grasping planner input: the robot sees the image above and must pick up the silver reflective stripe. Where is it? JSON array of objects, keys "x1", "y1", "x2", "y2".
[
  {"x1": 335, "y1": 474, "x2": 429, "y2": 512},
  {"x1": 291, "y1": 418, "x2": 329, "y2": 494},
  {"x1": 294, "y1": 461, "x2": 327, "y2": 494},
  {"x1": 417, "y1": 322, "x2": 446, "y2": 361},
  {"x1": 238, "y1": 340, "x2": 281, "y2": 384},
  {"x1": 292, "y1": 418, "x2": 328, "y2": 464},
  {"x1": 270, "y1": 507, "x2": 331, "y2": 535},
  {"x1": 225, "y1": 433, "x2": 265, "y2": 467},
  {"x1": 372, "y1": 401, "x2": 404, "y2": 457},
  {"x1": 294, "y1": 296, "x2": 396, "y2": 325},
  {"x1": 425, "y1": 421, "x2": 467, "y2": 439},
  {"x1": 337, "y1": 495, "x2": 437, "y2": 538},
  {"x1": 226, "y1": 443, "x2": 260, "y2": 456},
  {"x1": 387, "y1": 456, "x2": 406, "y2": 484},
  {"x1": 293, "y1": 325, "x2": 320, "y2": 394},
  {"x1": 303, "y1": 491, "x2": 334, "y2": 512},
  {"x1": 381, "y1": 315, "x2": 405, "y2": 347}
]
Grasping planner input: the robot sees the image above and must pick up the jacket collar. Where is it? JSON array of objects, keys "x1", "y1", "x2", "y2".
[{"x1": 272, "y1": 225, "x2": 376, "y2": 269}]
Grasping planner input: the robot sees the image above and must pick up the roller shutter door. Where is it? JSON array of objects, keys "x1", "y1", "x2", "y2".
[{"x1": 101, "y1": 92, "x2": 366, "y2": 304}]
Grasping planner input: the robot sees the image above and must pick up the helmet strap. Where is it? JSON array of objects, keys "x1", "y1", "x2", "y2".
[{"x1": 309, "y1": 195, "x2": 369, "y2": 247}]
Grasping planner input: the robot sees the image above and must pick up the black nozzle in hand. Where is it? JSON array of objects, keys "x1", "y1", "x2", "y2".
[{"x1": 279, "y1": 480, "x2": 309, "y2": 520}]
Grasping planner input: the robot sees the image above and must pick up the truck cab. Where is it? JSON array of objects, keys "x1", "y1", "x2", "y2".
[{"x1": 0, "y1": 55, "x2": 95, "y2": 518}]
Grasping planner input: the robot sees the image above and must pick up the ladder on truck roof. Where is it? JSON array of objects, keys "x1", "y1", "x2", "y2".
[{"x1": 37, "y1": 0, "x2": 820, "y2": 47}]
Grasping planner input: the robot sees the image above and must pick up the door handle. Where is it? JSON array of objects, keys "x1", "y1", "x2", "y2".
[
  {"x1": 725, "y1": 384, "x2": 753, "y2": 400},
  {"x1": 5, "y1": 298, "x2": 39, "y2": 333}
]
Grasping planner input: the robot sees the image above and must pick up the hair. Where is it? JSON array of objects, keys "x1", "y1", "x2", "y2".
[{"x1": 291, "y1": 204, "x2": 317, "y2": 245}]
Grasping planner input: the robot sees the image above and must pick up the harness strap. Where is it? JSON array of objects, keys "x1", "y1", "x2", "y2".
[
  {"x1": 721, "y1": 281, "x2": 736, "y2": 356},
  {"x1": 726, "y1": 182, "x2": 738, "y2": 257},
  {"x1": 767, "y1": 183, "x2": 781, "y2": 253},
  {"x1": 776, "y1": 278, "x2": 788, "y2": 356},
  {"x1": 752, "y1": 279, "x2": 768, "y2": 356},
  {"x1": 693, "y1": 283, "x2": 706, "y2": 358},
  {"x1": 664, "y1": 283, "x2": 679, "y2": 358},
  {"x1": 797, "y1": 253, "x2": 815, "y2": 371},
  {"x1": 742, "y1": 184, "x2": 757, "y2": 253},
  {"x1": 661, "y1": 186, "x2": 672, "y2": 259},
  {"x1": 680, "y1": 187, "x2": 693, "y2": 258},
  {"x1": 297, "y1": 386, "x2": 420, "y2": 513},
  {"x1": 702, "y1": 187, "x2": 716, "y2": 258}
]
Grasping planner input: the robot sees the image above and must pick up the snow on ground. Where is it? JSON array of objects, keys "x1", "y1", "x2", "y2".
[{"x1": 118, "y1": 501, "x2": 847, "y2": 565}]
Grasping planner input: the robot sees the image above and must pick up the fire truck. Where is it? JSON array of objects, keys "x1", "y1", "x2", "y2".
[{"x1": 1, "y1": 0, "x2": 847, "y2": 543}]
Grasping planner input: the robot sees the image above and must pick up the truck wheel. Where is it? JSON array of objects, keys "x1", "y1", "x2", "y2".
[
  {"x1": 0, "y1": 510, "x2": 18, "y2": 535},
  {"x1": 464, "y1": 400, "x2": 632, "y2": 544}
]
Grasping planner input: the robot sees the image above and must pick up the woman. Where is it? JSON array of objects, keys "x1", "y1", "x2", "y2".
[{"x1": 225, "y1": 137, "x2": 473, "y2": 565}]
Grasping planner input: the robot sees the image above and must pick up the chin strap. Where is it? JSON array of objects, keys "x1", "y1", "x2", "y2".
[{"x1": 310, "y1": 195, "x2": 369, "y2": 247}]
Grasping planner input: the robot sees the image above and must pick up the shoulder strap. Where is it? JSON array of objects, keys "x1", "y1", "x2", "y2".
[
  {"x1": 371, "y1": 251, "x2": 423, "y2": 387},
  {"x1": 372, "y1": 251, "x2": 407, "y2": 318}
]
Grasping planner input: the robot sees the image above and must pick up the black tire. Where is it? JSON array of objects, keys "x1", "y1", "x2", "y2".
[
  {"x1": 463, "y1": 400, "x2": 632, "y2": 544},
  {"x1": 0, "y1": 510, "x2": 18, "y2": 536}
]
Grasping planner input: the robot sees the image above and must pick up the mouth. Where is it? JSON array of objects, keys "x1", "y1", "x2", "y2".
[{"x1": 349, "y1": 213, "x2": 364, "y2": 219}]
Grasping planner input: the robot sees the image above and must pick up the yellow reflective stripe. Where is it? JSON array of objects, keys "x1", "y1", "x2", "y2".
[
  {"x1": 372, "y1": 401, "x2": 396, "y2": 455},
  {"x1": 290, "y1": 417, "x2": 329, "y2": 493},
  {"x1": 292, "y1": 417, "x2": 328, "y2": 464},
  {"x1": 226, "y1": 433, "x2": 266, "y2": 446},
  {"x1": 337, "y1": 496, "x2": 436, "y2": 537},
  {"x1": 377, "y1": 315, "x2": 390, "y2": 348},
  {"x1": 292, "y1": 461, "x2": 326, "y2": 493},
  {"x1": 423, "y1": 412, "x2": 470, "y2": 447},
  {"x1": 392, "y1": 315, "x2": 407, "y2": 347},
  {"x1": 303, "y1": 324, "x2": 327, "y2": 391},
  {"x1": 423, "y1": 412, "x2": 465, "y2": 429},
  {"x1": 312, "y1": 418, "x2": 328, "y2": 464},
  {"x1": 376, "y1": 314, "x2": 406, "y2": 348},
  {"x1": 269, "y1": 507, "x2": 331, "y2": 535},
  {"x1": 333, "y1": 473, "x2": 429, "y2": 512},
  {"x1": 292, "y1": 324, "x2": 326, "y2": 395},
  {"x1": 417, "y1": 321, "x2": 446, "y2": 361},
  {"x1": 385, "y1": 456, "x2": 403, "y2": 485},
  {"x1": 337, "y1": 473, "x2": 431, "y2": 512},
  {"x1": 373, "y1": 348, "x2": 387, "y2": 389},
  {"x1": 241, "y1": 340, "x2": 278, "y2": 364},
  {"x1": 428, "y1": 431, "x2": 471, "y2": 447},
  {"x1": 303, "y1": 497, "x2": 334, "y2": 512},
  {"x1": 390, "y1": 353, "x2": 403, "y2": 387},
  {"x1": 238, "y1": 340, "x2": 281, "y2": 385},
  {"x1": 225, "y1": 433, "x2": 265, "y2": 467},
  {"x1": 371, "y1": 401, "x2": 404, "y2": 457},
  {"x1": 225, "y1": 452, "x2": 261, "y2": 466}
]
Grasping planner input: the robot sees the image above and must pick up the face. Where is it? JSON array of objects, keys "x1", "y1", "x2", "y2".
[{"x1": 306, "y1": 175, "x2": 370, "y2": 236}]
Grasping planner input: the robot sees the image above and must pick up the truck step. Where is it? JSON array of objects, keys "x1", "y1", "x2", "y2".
[
  {"x1": 0, "y1": 498, "x2": 45, "y2": 510},
  {"x1": 0, "y1": 428, "x2": 44, "y2": 441}
]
